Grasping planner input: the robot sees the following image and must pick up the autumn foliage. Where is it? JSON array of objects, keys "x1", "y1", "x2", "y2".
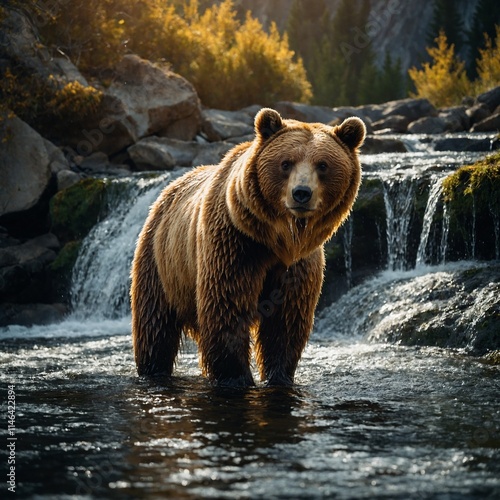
[
  {"x1": 38, "y1": 0, "x2": 311, "y2": 109},
  {"x1": 409, "y1": 27, "x2": 500, "y2": 107}
]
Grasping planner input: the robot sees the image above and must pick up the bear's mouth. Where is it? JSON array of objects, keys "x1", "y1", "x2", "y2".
[{"x1": 287, "y1": 205, "x2": 315, "y2": 217}]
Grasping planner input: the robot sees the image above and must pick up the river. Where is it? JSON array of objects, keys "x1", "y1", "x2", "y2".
[{"x1": 1, "y1": 135, "x2": 499, "y2": 499}]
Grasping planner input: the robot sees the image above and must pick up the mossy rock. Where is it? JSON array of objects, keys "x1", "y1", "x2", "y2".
[
  {"x1": 50, "y1": 178, "x2": 108, "y2": 243},
  {"x1": 50, "y1": 240, "x2": 82, "y2": 303},
  {"x1": 443, "y1": 152, "x2": 500, "y2": 260},
  {"x1": 51, "y1": 240, "x2": 81, "y2": 275}
]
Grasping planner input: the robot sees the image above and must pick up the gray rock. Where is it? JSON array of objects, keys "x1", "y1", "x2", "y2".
[
  {"x1": 65, "y1": 55, "x2": 203, "y2": 157},
  {"x1": 202, "y1": 109, "x2": 254, "y2": 141},
  {"x1": 466, "y1": 103, "x2": 491, "y2": 126},
  {"x1": 470, "y1": 112, "x2": 500, "y2": 132},
  {"x1": 0, "y1": 116, "x2": 52, "y2": 217},
  {"x1": 57, "y1": 170, "x2": 82, "y2": 191},
  {"x1": 434, "y1": 137, "x2": 496, "y2": 152},
  {"x1": 438, "y1": 106, "x2": 470, "y2": 132},
  {"x1": 381, "y1": 98, "x2": 437, "y2": 121},
  {"x1": 274, "y1": 102, "x2": 342, "y2": 123},
  {"x1": 407, "y1": 116, "x2": 447, "y2": 134},
  {"x1": 52, "y1": 57, "x2": 89, "y2": 86},
  {"x1": 128, "y1": 138, "x2": 176, "y2": 171},
  {"x1": 361, "y1": 136, "x2": 408, "y2": 154},
  {"x1": 0, "y1": 236, "x2": 58, "y2": 302},
  {"x1": 131, "y1": 137, "x2": 200, "y2": 167},
  {"x1": 371, "y1": 114, "x2": 410, "y2": 133},
  {"x1": 477, "y1": 86, "x2": 500, "y2": 112},
  {"x1": 0, "y1": 303, "x2": 68, "y2": 327},
  {"x1": 192, "y1": 142, "x2": 233, "y2": 167},
  {"x1": 107, "y1": 55, "x2": 202, "y2": 141}
]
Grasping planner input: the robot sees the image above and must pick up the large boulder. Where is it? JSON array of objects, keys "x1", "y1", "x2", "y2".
[
  {"x1": 371, "y1": 114, "x2": 410, "y2": 133},
  {"x1": 109, "y1": 55, "x2": 202, "y2": 141},
  {"x1": 407, "y1": 116, "x2": 447, "y2": 134},
  {"x1": 67, "y1": 55, "x2": 203, "y2": 157},
  {"x1": 0, "y1": 233, "x2": 59, "y2": 304},
  {"x1": 381, "y1": 98, "x2": 437, "y2": 121},
  {"x1": 0, "y1": 116, "x2": 67, "y2": 218},
  {"x1": 274, "y1": 102, "x2": 343, "y2": 124},
  {"x1": 0, "y1": 8, "x2": 81, "y2": 83},
  {"x1": 201, "y1": 109, "x2": 254, "y2": 141},
  {"x1": 128, "y1": 139, "x2": 176, "y2": 171},
  {"x1": 438, "y1": 106, "x2": 470, "y2": 132},
  {"x1": 470, "y1": 112, "x2": 500, "y2": 132},
  {"x1": 476, "y1": 86, "x2": 500, "y2": 112}
]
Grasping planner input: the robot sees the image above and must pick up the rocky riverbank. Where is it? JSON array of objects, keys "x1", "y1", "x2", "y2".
[{"x1": 0, "y1": 7, "x2": 499, "y2": 354}]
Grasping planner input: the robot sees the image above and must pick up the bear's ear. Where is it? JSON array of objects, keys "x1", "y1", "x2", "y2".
[
  {"x1": 334, "y1": 117, "x2": 366, "y2": 151},
  {"x1": 255, "y1": 108, "x2": 284, "y2": 141}
]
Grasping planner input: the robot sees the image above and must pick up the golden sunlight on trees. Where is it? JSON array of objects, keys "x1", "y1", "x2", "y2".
[
  {"x1": 38, "y1": 0, "x2": 311, "y2": 109},
  {"x1": 409, "y1": 27, "x2": 500, "y2": 108},
  {"x1": 408, "y1": 31, "x2": 471, "y2": 107}
]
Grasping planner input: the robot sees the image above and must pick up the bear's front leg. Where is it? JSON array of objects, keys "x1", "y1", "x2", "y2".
[
  {"x1": 196, "y1": 235, "x2": 268, "y2": 388},
  {"x1": 255, "y1": 249, "x2": 325, "y2": 386}
]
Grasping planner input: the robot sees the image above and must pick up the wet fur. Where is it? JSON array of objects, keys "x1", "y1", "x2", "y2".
[{"x1": 131, "y1": 108, "x2": 365, "y2": 386}]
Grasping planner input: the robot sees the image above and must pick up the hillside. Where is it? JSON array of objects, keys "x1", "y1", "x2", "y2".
[{"x1": 237, "y1": 0, "x2": 480, "y2": 72}]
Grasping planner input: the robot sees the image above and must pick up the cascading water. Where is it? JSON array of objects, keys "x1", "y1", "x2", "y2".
[
  {"x1": 342, "y1": 217, "x2": 353, "y2": 288},
  {"x1": 382, "y1": 175, "x2": 415, "y2": 271},
  {"x1": 70, "y1": 171, "x2": 183, "y2": 319},
  {"x1": 1, "y1": 137, "x2": 499, "y2": 500},
  {"x1": 415, "y1": 175, "x2": 445, "y2": 267}
]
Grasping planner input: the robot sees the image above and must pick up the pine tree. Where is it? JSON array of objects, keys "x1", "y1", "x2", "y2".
[
  {"x1": 467, "y1": 0, "x2": 500, "y2": 77},
  {"x1": 428, "y1": 0, "x2": 465, "y2": 52},
  {"x1": 475, "y1": 25, "x2": 500, "y2": 93}
]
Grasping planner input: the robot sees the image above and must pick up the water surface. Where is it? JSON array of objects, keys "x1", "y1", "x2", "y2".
[{"x1": 2, "y1": 316, "x2": 499, "y2": 499}]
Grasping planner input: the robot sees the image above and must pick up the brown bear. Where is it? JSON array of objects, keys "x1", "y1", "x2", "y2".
[{"x1": 130, "y1": 108, "x2": 365, "y2": 387}]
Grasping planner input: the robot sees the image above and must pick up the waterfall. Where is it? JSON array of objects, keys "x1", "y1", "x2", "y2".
[
  {"x1": 342, "y1": 217, "x2": 353, "y2": 289},
  {"x1": 383, "y1": 176, "x2": 415, "y2": 271},
  {"x1": 440, "y1": 202, "x2": 450, "y2": 264},
  {"x1": 416, "y1": 176, "x2": 444, "y2": 267},
  {"x1": 70, "y1": 172, "x2": 182, "y2": 320}
]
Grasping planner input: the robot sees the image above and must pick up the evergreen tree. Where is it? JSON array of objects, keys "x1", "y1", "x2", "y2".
[
  {"x1": 467, "y1": 0, "x2": 500, "y2": 77},
  {"x1": 428, "y1": 0, "x2": 465, "y2": 52}
]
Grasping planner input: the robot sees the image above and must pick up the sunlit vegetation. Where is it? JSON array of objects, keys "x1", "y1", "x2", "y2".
[
  {"x1": 409, "y1": 28, "x2": 500, "y2": 107},
  {"x1": 36, "y1": 0, "x2": 311, "y2": 109},
  {"x1": 408, "y1": 31, "x2": 472, "y2": 108}
]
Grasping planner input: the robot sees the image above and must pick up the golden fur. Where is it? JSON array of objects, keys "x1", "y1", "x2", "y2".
[{"x1": 130, "y1": 108, "x2": 365, "y2": 386}]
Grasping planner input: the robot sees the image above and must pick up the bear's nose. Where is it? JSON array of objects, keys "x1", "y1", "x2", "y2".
[{"x1": 292, "y1": 186, "x2": 312, "y2": 204}]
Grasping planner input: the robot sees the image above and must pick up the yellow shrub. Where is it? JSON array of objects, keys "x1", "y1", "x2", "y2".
[
  {"x1": 408, "y1": 31, "x2": 471, "y2": 107},
  {"x1": 36, "y1": 0, "x2": 311, "y2": 110},
  {"x1": 47, "y1": 80, "x2": 103, "y2": 118}
]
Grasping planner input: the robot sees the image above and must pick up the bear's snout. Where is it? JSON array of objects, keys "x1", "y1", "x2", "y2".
[{"x1": 292, "y1": 185, "x2": 312, "y2": 204}]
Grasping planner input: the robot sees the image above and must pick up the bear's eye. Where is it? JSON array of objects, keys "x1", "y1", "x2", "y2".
[
  {"x1": 281, "y1": 160, "x2": 292, "y2": 172},
  {"x1": 317, "y1": 162, "x2": 328, "y2": 172}
]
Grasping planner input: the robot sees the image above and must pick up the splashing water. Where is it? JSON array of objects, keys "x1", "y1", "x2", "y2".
[
  {"x1": 416, "y1": 176, "x2": 444, "y2": 267},
  {"x1": 383, "y1": 176, "x2": 415, "y2": 271}
]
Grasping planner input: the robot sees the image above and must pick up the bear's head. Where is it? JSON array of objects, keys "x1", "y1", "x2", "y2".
[
  {"x1": 228, "y1": 107, "x2": 365, "y2": 265},
  {"x1": 253, "y1": 108, "x2": 365, "y2": 221}
]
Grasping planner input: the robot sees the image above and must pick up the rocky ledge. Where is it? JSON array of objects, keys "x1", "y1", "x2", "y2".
[{"x1": 1, "y1": 6, "x2": 500, "y2": 328}]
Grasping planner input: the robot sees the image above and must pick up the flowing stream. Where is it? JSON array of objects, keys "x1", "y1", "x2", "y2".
[{"x1": 1, "y1": 137, "x2": 499, "y2": 499}]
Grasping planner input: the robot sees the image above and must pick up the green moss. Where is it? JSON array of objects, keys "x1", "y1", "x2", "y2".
[
  {"x1": 51, "y1": 240, "x2": 81, "y2": 274},
  {"x1": 443, "y1": 152, "x2": 500, "y2": 208},
  {"x1": 50, "y1": 178, "x2": 107, "y2": 243},
  {"x1": 442, "y1": 152, "x2": 500, "y2": 260}
]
